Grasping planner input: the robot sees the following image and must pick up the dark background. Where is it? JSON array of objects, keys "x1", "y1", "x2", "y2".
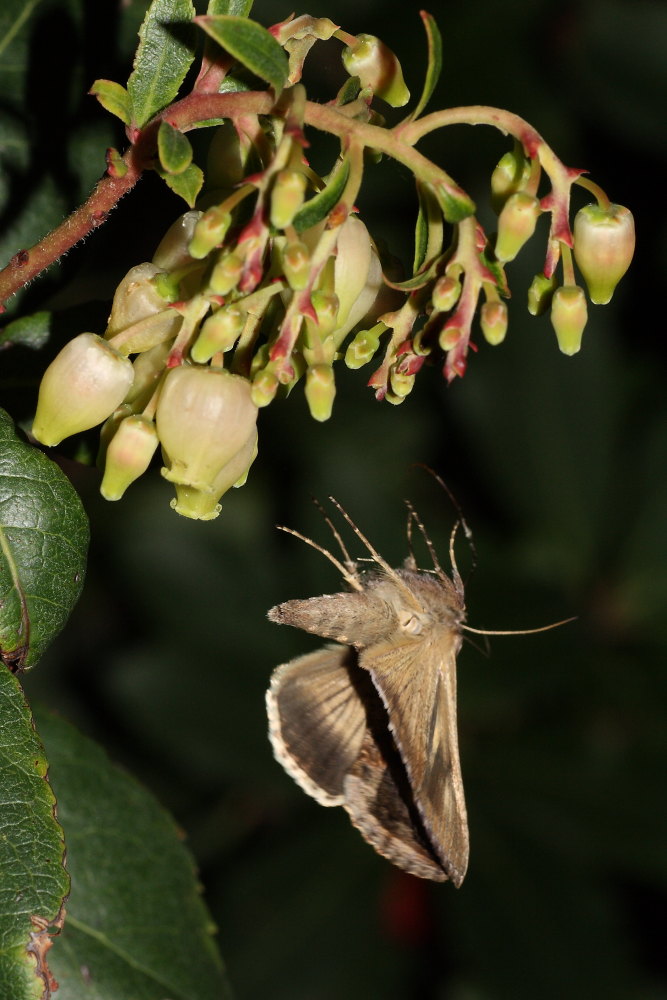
[{"x1": 2, "y1": 0, "x2": 665, "y2": 996}]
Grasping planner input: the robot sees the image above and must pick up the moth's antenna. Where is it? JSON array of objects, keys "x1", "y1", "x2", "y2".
[
  {"x1": 405, "y1": 506, "x2": 417, "y2": 571},
  {"x1": 327, "y1": 497, "x2": 425, "y2": 612},
  {"x1": 461, "y1": 617, "x2": 577, "y2": 637},
  {"x1": 414, "y1": 464, "x2": 477, "y2": 573},
  {"x1": 311, "y1": 497, "x2": 357, "y2": 578},
  {"x1": 275, "y1": 524, "x2": 364, "y2": 593},
  {"x1": 448, "y1": 521, "x2": 465, "y2": 598},
  {"x1": 404, "y1": 500, "x2": 444, "y2": 576}
]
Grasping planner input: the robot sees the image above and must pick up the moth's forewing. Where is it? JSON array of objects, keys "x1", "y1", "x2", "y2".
[
  {"x1": 359, "y1": 571, "x2": 469, "y2": 887},
  {"x1": 268, "y1": 587, "x2": 397, "y2": 647},
  {"x1": 266, "y1": 644, "x2": 367, "y2": 805}
]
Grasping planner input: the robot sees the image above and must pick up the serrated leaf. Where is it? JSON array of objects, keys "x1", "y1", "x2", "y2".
[
  {"x1": 0, "y1": 310, "x2": 51, "y2": 350},
  {"x1": 0, "y1": 409, "x2": 88, "y2": 670},
  {"x1": 37, "y1": 709, "x2": 231, "y2": 1000},
  {"x1": 406, "y1": 11, "x2": 443, "y2": 122},
  {"x1": 89, "y1": 78, "x2": 133, "y2": 125},
  {"x1": 157, "y1": 161, "x2": 204, "y2": 207},
  {"x1": 207, "y1": 0, "x2": 253, "y2": 15},
  {"x1": 157, "y1": 119, "x2": 193, "y2": 173},
  {"x1": 196, "y1": 14, "x2": 288, "y2": 95},
  {"x1": 293, "y1": 158, "x2": 350, "y2": 233},
  {"x1": 0, "y1": 665, "x2": 69, "y2": 999},
  {"x1": 127, "y1": 0, "x2": 197, "y2": 128}
]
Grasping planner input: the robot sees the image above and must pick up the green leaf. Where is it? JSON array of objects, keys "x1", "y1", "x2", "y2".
[
  {"x1": 157, "y1": 119, "x2": 194, "y2": 173},
  {"x1": 0, "y1": 665, "x2": 69, "y2": 999},
  {"x1": 207, "y1": 0, "x2": 253, "y2": 15},
  {"x1": 195, "y1": 14, "x2": 288, "y2": 95},
  {"x1": 293, "y1": 158, "x2": 350, "y2": 233},
  {"x1": 127, "y1": 0, "x2": 197, "y2": 128},
  {"x1": 407, "y1": 11, "x2": 443, "y2": 122},
  {"x1": 429, "y1": 179, "x2": 476, "y2": 223},
  {"x1": 89, "y1": 78, "x2": 133, "y2": 125},
  {"x1": 36, "y1": 709, "x2": 231, "y2": 1000},
  {"x1": 0, "y1": 310, "x2": 51, "y2": 350},
  {"x1": 156, "y1": 161, "x2": 204, "y2": 207},
  {"x1": 0, "y1": 409, "x2": 88, "y2": 670}
]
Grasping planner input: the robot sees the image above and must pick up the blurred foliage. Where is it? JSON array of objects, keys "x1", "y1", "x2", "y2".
[{"x1": 1, "y1": 0, "x2": 665, "y2": 996}]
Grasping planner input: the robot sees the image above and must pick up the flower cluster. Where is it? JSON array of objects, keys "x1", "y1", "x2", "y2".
[{"x1": 28, "y1": 12, "x2": 635, "y2": 517}]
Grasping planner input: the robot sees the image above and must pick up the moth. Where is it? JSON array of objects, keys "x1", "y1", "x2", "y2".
[{"x1": 266, "y1": 498, "x2": 472, "y2": 886}]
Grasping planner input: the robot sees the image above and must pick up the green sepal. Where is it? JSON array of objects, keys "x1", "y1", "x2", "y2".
[
  {"x1": 156, "y1": 162, "x2": 204, "y2": 207},
  {"x1": 413, "y1": 183, "x2": 443, "y2": 274},
  {"x1": 89, "y1": 78, "x2": 132, "y2": 125},
  {"x1": 0, "y1": 310, "x2": 51, "y2": 350},
  {"x1": 195, "y1": 15, "x2": 288, "y2": 95},
  {"x1": 127, "y1": 0, "x2": 197, "y2": 128},
  {"x1": 406, "y1": 12, "x2": 443, "y2": 122},
  {"x1": 384, "y1": 256, "x2": 442, "y2": 292},
  {"x1": 336, "y1": 75, "x2": 363, "y2": 106},
  {"x1": 158, "y1": 120, "x2": 194, "y2": 174},
  {"x1": 430, "y1": 180, "x2": 476, "y2": 223},
  {"x1": 293, "y1": 158, "x2": 350, "y2": 233}
]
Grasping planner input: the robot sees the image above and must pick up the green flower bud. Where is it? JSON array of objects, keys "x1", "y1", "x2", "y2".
[
  {"x1": 100, "y1": 415, "x2": 159, "y2": 501},
  {"x1": 105, "y1": 263, "x2": 178, "y2": 339},
  {"x1": 209, "y1": 251, "x2": 244, "y2": 296},
  {"x1": 251, "y1": 368, "x2": 279, "y2": 408},
  {"x1": 32, "y1": 333, "x2": 134, "y2": 446},
  {"x1": 191, "y1": 306, "x2": 245, "y2": 363},
  {"x1": 527, "y1": 272, "x2": 558, "y2": 316},
  {"x1": 157, "y1": 366, "x2": 258, "y2": 491},
  {"x1": 490, "y1": 149, "x2": 532, "y2": 214},
  {"x1": 124, "y1": 342, "x2": 171, "y2": 408},
  {"x1": 550, "y1": 285, "x2": 588, "y2": 355},
  {"x1": 152, "y1": 210, "x2": 203, "y2": 269},
  {"x1": 432, "y1": 275, "x2": 461, "y2": 312},
  {"x1": 270, "y1": 170, "x2": 308, "y2": 229},
  {"x1": 389, "y1": 366, "x2": 415, "y2": 398},
  {"x1": 332, "y1": 216, "x2": 382, "y2": 338},
  {"x1": 188, "y1": 206, "x2": 232, "y2": 260},
  {"x1": 341, "y1": 34, "x2": 410, "y2": 107},
  {"x1": 282, "y1": 240, "x2": 311, "y2": 290},
  {"x1": 170, "y1": 429, "x2": 257, "y2": 521},
  {"x1": 344, "y1": 323, "x2": 383, "y2": 369},
  {"x1": 480, "y1": 301, "x2": 508, "y2": 345},
  {"x1": 573, "y1": 203, "x2": 635, "y2": 304},
  {"x1": 309, "y1": 291, "x2": 339, "y2": 340},
  {"x1": 495, "y1": 192, "x2": 541, "y2": 262},
  {"x1": 305, "y1": 364, "x2": 336, "y2": 421}
]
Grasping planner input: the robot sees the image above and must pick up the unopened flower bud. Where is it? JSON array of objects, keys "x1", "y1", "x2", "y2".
[
  {"x1": 157, "y1": 366, "x2": 258, "y2": 491},
  {"x1": 32, "y1": 333, "x2": 134, "y2": 446},
  {"x1": 153, "y1": 210, "x2": 203, "y2": 269},
  {"x1": 389, "y1": 366, "x2": 415, "y2": 398},
  {"x1": 188, "y1": 206, "x2": 232, "y2": 260},
  {"x1": 209, "y1": 251, "x2": 244, "y2": 296},
  {"x1": 495, "y1": 193, "x2": 541, "y2": 262},
  {"x1": 439, "y1": 325, "x2": 461, "y2": 351},
  {"x1": 282, "y1": 240, "x2": 311, "y2": 289},
  {"x1": 101, "y1": 415, "x2": 159, "y2": 500},
  {"x1": 124, "y1": 342, "x2": 171, "y2": 408},
  {"x1": 270, "y1": 170, "x2": 308, "y2": 229},
  {"x1": 527, "y1": 272, "x2": 558, "y2": 316},
  {"x1": 550, "y1": 285, "x2": 588, "y2": 355},
  {"x1": 305, "y1": 364, "x2": 336, "y2": 421},
  {"x1": 345, "y1": 323, "x2": 383, "y2": 369},
  {"x1": 432, "y1": 275, "x2": 461, "y2": 312},
  {"x1": 105, "y1": 263, "x2": 177, "y2": 339},
  {"x1": 310, "y1": 291, "x2": 339, "y2": 339},
  {"x1": 480, "y1": 301, "x2": 508, "y2": 345},
  {"x1": 191, "y1": 306, "x2": 245, "y2": 363},
  {"x1": 251, "y1": 368, "x2": 279, "y2": 407},
  {"x1": 490, "y1": 149, "x2": 532, "y2": 214},
  {"x1": 170, "y1": 429, "x2": 257, "y2": 521},
  {"x1": 573, "y1": 203, "x2": 635, "y2": 304},
  {"x1": 332, "y1": 216, "x2": 382, "y2": 337},
  {"x1": 341, "y1": 34, "x2": 410, "y2": 107}
]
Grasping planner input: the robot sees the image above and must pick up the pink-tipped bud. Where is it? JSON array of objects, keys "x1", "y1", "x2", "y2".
[
  {"x1": 105, "y1": 263, "x2": 178, "y2": 339},
  {"x1": 191, "y1": 306, "x2": 245, "y2": 363},
  {"x1": 432, "y1": 275, "x2": 461, "y2": 312},
  {"x1": 170, "y1": 429, "x2": 257, "y2": 521},
  {"x1": 550, "y1": 285, "x2": 588, "y2": 355},
  {"x1": 282, "y1": 240, "x2": 311, "y2": 290},
  {"x1": 527, "y1": 272, "x2": 558, "y2": 316},
  {"x1": 344, "y1": 323, "x2": 383, "y2": 369},
  {"x1": 305, "y1": 364, "x2": 336, "y2": 421},
  {"x1": 480, "y1": 301, "x2": 508, "y2": 345},
  {"x1": 341, "y1": 34, "x2": 410, "y2": 107},
  {"x1": 490, "y1": 149, "x2": 532, "y2": 214},
  {"x1": 209, "y1": 251, "x2": 244, "y2": 296},
  {"x1": 495, "y1": 192, "x2": 541, "y2": 262},
  {"x1": 100, "y1": 415, "x2": 159, "y2": 500},
  {"x1": 153, "y1": 210, "x2": 203, "y2": 269},
  {"x1": 573, "y1": 203, "x2": 635, "y2": 304},
  {"x1": 157, "y1": 366, "x2": 258, "y2": 491},
  {"x1": 188, "y1": 206, "x2": 232, "y2": 260},
  {"x1": 32, "y1": 333, "x2": 134, "y2": 446},
  {"x1": 270, "y1": 170, "x2": 308, "y2": 229},
  {"x1": 250, "y1": 369, "x2": 279, "y2": 408}
]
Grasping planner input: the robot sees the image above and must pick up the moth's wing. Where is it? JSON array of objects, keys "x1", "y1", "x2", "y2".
[
  {"x1": 267, "y1": 644, "x2": 367, "y2": 805},
  {"x1": 360, "y1": 631, "x2": 469, "y2": 887},
  {"x1": 343, "y1": 726, "x2": 448, "y2": 882},
  {"x1": 268, "y1": 591, "x2": 395, "y2": 647}
]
